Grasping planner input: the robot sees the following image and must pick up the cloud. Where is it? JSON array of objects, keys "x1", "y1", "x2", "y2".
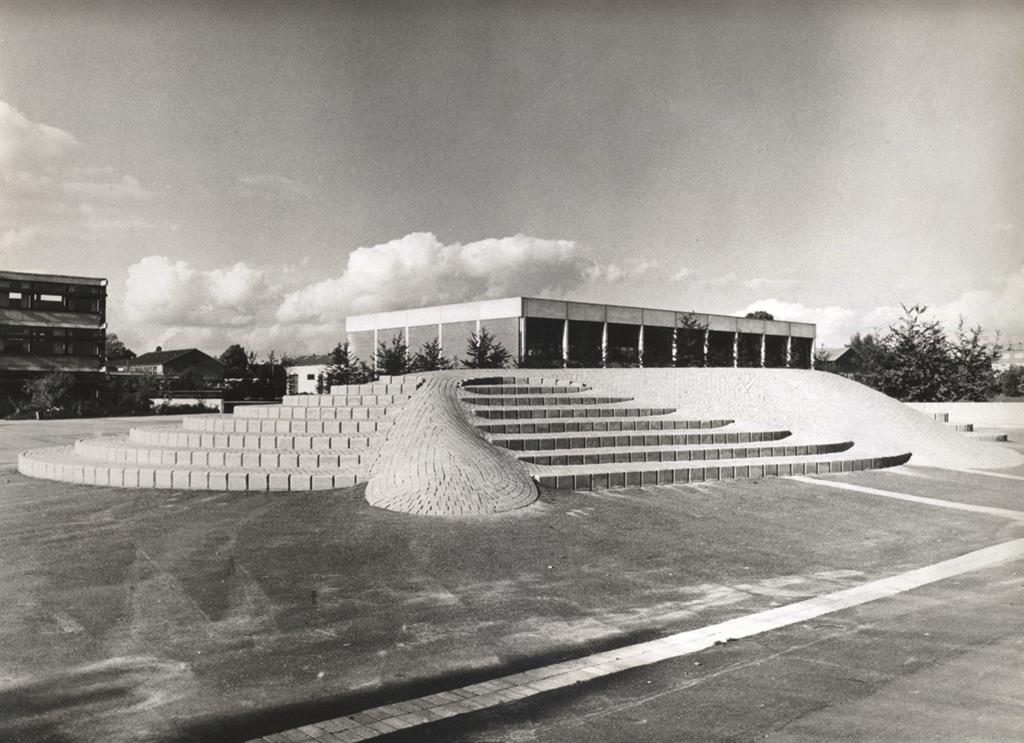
[
  {"x1": 585, "y1": 259, "x2": 659, "y2": 283},
  {"x1": 740, "y1": 276, "x2": 797, "y2": 292},
  {"x1": 237, "y1": 173, "x2": 310, "y2": 201},
  {"x1": 0, "y1": 100, "x2": 158, "y2": 255},
  {"x1": 860, "y1": 267, "x2": 1024, "y2": 339},
  {"x1": 277, "y1": 232, "x2": 589, "y2": 323},
  {"x1": 671, "y1": 267, "x2": 694, "y2": 282},
  {"x1": 64, "y1": 174, "x2": 152, "y2": 201},
  {"x1": 736, "y1": 299, "x2": 858, "y2": 347},
  {"x1": 124, "y1": 256, "x2": 271, "y2": 328},
  {"x1": 0, "y1": 100, "x2": 80, "y2": 167}
]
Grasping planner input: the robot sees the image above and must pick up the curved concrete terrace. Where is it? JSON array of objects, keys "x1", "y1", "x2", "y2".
[{"x1": 361, "y1": 368, "x2": 1019, "y2": 517}]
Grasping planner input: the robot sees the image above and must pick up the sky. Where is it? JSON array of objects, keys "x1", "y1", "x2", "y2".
[{"x1": 2, "y1": 0, "x2": 1021, "y2": 355}]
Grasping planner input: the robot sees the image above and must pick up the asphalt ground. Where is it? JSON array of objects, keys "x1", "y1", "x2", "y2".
[{"x1": 0, "y1": 418, "x2": 1021, "y2": 742}]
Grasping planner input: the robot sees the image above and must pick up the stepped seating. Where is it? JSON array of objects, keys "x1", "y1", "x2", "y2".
[
  {"x1": 17, "y1": 376, "x2": 423, "y2": 492},
  {"x1": 925, "y1": 409, "x2": 1005, "y2": 440},
  {"x1": 460, "y1": 376, "x2": 909, "y2": 491}
]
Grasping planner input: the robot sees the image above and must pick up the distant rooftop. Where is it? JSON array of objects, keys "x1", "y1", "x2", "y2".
[{"x1": 124, "y1": 348, "x2": 223, "y2": 366}]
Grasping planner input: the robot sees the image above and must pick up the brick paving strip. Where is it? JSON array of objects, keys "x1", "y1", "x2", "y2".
[
  {"x1": 249, "y1": 534, "x2": 1024, "y2": 742},
  {"x1": 790, "y1": 475, "x2": 1024, "y2": 521},
  {"x1": 960, "y1": 469, "x2": 1024, "y2": 482}
]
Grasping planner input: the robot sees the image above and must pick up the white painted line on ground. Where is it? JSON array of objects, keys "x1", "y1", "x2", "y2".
[
  {"x1": 250, "y1": 537, "x2": 1024, "y2": 743},
  {"x1": 790, "y1": 475, "x2": 1024, "y2": 521},
  {"x1": 959, "y1": 469, "x2": 1024, "y2": 482}
]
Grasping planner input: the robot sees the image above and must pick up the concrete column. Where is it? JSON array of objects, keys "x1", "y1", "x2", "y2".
[
  {"x1": 786, "y1": 336, "x2": 792, "y2": 367},
  {"x1": 703, "y1": 330, "x2": 709, "y2": 367},
  {"x1": 372, "y1": 328, "x2": 379, "y2": 370},
  {"x1": 601, "y1": 322, "x2": 608, "y2": 368},
  {"x1": 475, "y1": 318, "x2": 481, "y2": 335},
  {"x1": 671, "y1": 328, "x2": 678, "y2": 366},
  {"x1": 437, "y1": 322, "x2": 443, "y2": 352},
  {"x1": 638, "y1": 325, "x2": 645, "y2": 368},
  {"x1": 518, "y1": 317, "x2": 526, "y2": 365},
  {"x1": 733, "y1": 332, "x2": 739, "y2": 368},
  {"x1": 810, "y1": 341, "x2": 816, "y2": 370},
  {"x1": 760, "y1": 334, "x2": 766, "y2": 367},
  {"x1": 561, "y1": 319, "x2": 569, "y2": 368}
]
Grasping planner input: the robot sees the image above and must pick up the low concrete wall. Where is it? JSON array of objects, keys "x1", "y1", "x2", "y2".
[{"x1": 905, "y1": 402, "x2": 1024, "y2": 428}]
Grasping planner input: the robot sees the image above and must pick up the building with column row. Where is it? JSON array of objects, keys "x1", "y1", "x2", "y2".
[{"x1": 346, "y1": 297, "x2": 816, "y2": 369}]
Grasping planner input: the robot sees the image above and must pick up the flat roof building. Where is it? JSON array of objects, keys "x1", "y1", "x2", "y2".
[
  {"x1": 346, "y1": 297, "x2": 816, "y2": 369},
  {"x1": 0, "y1": 270, "x2": 108, "y2": 388}
]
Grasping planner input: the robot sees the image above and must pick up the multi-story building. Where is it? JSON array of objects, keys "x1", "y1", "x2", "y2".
[
  {"x1": 0, "y1": 270, "x2": 107, "y2": 393},
  {"x1": 346, "y1": 296, "x2": 816, "y2": 369}
]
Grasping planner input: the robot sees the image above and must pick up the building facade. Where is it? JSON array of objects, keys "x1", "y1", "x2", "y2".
[
  {"x1": 285, "y1": 354, "x2": 332, "y2": 394},
  {"x1": 346, "y1": 297, "x2": 816, "y2": 369},
  {"x1": 0, "y1": 270, "x2": 107, "y2": 391}
]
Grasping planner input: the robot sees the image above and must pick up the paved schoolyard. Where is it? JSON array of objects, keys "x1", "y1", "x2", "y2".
[{"x1": 0, "y1": 418, "x2": 1021, "y2": 742}]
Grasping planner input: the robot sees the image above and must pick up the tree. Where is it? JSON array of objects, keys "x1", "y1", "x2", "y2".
[
  {"x1": 948, "y1": 319, "x2": 1001, "y2": 401},
  {"x1": 105, "y1": 334, "x2": 135, "y2": 363},
  {"x1": 23, "y1": 372, "x2": 77, "y2": 417},
  {"x1": 745, "y1": 310, "x2": 775, "y2": 320},
  {"x1": 410, "y1": 337, "x2": 453, "y2": 372},
  {"x1": 376, "y1": 333, "x2": 410, "y2": 376},
  {"x1": 219, "y1": 344, "x2": 250, "y2": 377},
  {"x1": 878, "y1": 305, "x2": 952, "y2": 401},
  {"x1": 319, "y1": 342, "x2": 370, "y2": 391},
  {"x1": 463, "y1": 328, "x2": 511, "y2": 369},
  {"x1": 675, "y1": 313, "x2": 708, "y2": 367},
  {"x1": 998, "y1": 366, "x2": 1024, "y2": 397}
]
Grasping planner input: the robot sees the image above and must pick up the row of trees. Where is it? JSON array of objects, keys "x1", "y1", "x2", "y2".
[
  {"x1": 316, "y1": 330, "x2": 511, "y2": 390},
  {"x1": 818, "y1": 305, "x2": 1009, "y2": 402}
]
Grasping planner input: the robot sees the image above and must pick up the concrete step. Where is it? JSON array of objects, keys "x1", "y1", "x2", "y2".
[
  {"x1": 18, "y1": 446, "x2": 364, "y2": 491},
  {"x1": 130, "y1": 427, "x2": 381, "y2": 450},
  {"x1": 530, "y1": 451, "x2": 913, "y2": 490},
  {"x1": 516, "y1": 440, "x2": 853, "y2": 465},
  {"x1": 489, "y1": 427, "x2": 787, "y2": 451},
  {"x1": 944, "y1": 422, "x2": 974, "y2": 432},
  {"x1": 461, "y1": 385, "x2": 592, "y2": 395},
  {"x1": 472, "y1": 405, "x2": 677, "y2": 421},
  {"x1": 476, "y1": 417, "x2": 735, "y2": 435},
  {"x1": 282, "y1": 393, "x2": 415, "y2": 407},
  {"x1": 328, "y1": 381, "x2": 423, "y2": 395},
  {"x1": 461, "y1": 395, "x2": 634, "y2": 407},
  {"x1": 233, "y1": 405, "x2": 396, "y2": 420},
  {"x1": 76, "y1": 437, "x2": 369, "y2": 470},
  {"x1": 966, "y1": 431, "x2": 1009, "y2": 442},
  {"x1": 181, "y1": 415, "x2": 392, "y2": 435}
]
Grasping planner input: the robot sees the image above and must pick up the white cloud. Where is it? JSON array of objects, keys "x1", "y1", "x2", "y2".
[
  {"x1": 736, "y1": 299, "x2": 858, "y2": 347},
  {"x1": 64, "y1": 174, "x2": 152, "y2": 201},
  {"x1": 0, "y1": 100, "x2": 158, "y2": 254},
  {"x1": 671, "y1": 266, "x2": 694, "y2": 282},
  {"x1": 741, "y1": 276, "x2": 797, "y2": 292},
  {"x1": 277, "y1": 232, "x2": 589, "y2": 323},
  {"x1": 124, "y1": 256, "x2": 271, "y2": 328},
  {"x1": 859, "y1": 268, "x2": 1024, "y2": 340},
  {"x1": 584, "y1": 259, "x2": 659, "y2": 284},
  {"x1": 0, "y1": 100, "x2": 80, "y2": 167},
  {"x1": 237, "y1": 173, "x2": 310, "y2": 200}
]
